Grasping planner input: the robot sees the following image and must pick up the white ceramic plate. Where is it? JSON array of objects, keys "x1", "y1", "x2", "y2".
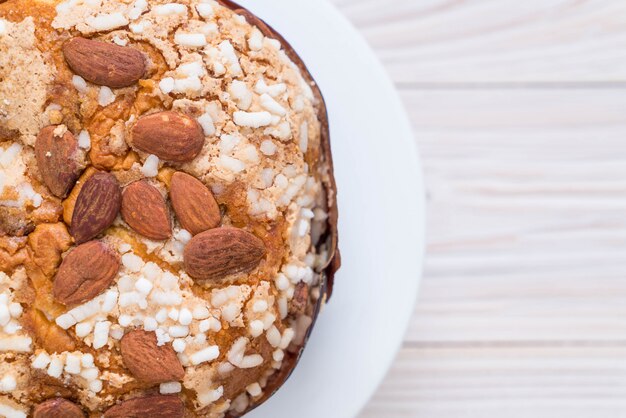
[{"x1": 240, "y1": 1, "x2": 425, "y2": 417}]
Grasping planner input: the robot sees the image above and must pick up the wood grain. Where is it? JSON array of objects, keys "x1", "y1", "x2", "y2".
[
  {"x1": 360, "y1": 346, "x2": 626, "y2": 418},
  {"x1": 324, "y1": 0, "x2": 626, "y2": 417},
  {"x1": 332, "y1": 0, "x2": 626, "y2": 85},
  {"x1": 406, "y1": 89, "x2": 626, "y2": 343}
]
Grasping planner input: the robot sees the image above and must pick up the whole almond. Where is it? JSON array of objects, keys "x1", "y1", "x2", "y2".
[
  {"x1": 184, "y1": 227, "x2": 266, "y2": 281},
  {"x1": 121, "y1": 180, "x2": 171, "y2": 240},
  {"x1": 33, "y1": 398, "x2": 85, "y2": 418},
  {"x1": 170, "y1": 172, "x2": 220, "y2": 235},
  {"x1": 103, "y1": 395, "x2": 184, "y2": 418},
  {"x1": 53, "y1": 241, "x2": 120, "y2": 306},
  {"x1": 120, "y1": 330, "x2": 185, "y2": 384},
  {"x1": 35, "y1": 126, "x2": 82, "y2": 198},
  {"x1": 63, "y1": 37, "x2": 146, "y2": 88},
  {"x1": 131, "y1": 111, "x2": 204, "y2": 163},
  {"x1": 70, "y1": 172, "x2": 121, "y2": 244}
]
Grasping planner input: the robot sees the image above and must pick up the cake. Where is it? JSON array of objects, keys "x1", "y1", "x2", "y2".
[{"x1": 0, "y1": 0, "x2": 339, "y2": 416}]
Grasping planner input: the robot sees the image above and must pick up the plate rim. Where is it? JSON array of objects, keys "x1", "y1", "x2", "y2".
[{"x1": 240, "y1": 1, "x2": 426, "y2": 416}]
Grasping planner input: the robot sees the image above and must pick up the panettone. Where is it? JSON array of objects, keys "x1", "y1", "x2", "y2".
[{"x1": 0, "y1": 0, "x2": 339, "y2": 416}]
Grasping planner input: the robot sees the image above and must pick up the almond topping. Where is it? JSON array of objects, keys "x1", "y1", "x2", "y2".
[
  {"x1": 53, "y1": 241, "x2": 120, "y2": 306},
  {"x1": 35, "y1": 126, "x2": 82, "y2": 198},
  {"x1": 121, "y1": 180, "x2": 171, "y2": 240},
  {"x1": 103, "y1": 394, "x2": 184, "y2": 418},
  {"x1": 33, "y1": 398, "x2": 85, "y2": 418},
  {"x1": 130, "y1": 111, "x2": 205, "y2": 163},
  {"x1": 70, "y1": 172, "x2": 121, "y2": 244},
  {"x1": 120, "y1": 330, "x2": 185, "y2": 384},
  {"x1": 183, "y1": 227, "x2": 266, "y2": 282},
  {"x1": 170, "y1": 172, "x2": 220, "y2": 235},
  {"x1": 63, "y1": 37, "x2": 146, "y2": 88}
]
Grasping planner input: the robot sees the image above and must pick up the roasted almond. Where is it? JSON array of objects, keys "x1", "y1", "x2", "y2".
[
  {"x1": 103, "y1": 395, "x2": 184, "y2": 418},
  {"x1": 0, "y1": 125, "x2": 19, "y2": 141},
  {"x1": 0, "y1": 206, "x2": 34, "y2": 237},
  {"x1": 120, "y1": 330, "x2": 185, "y2": 384},
  {"x1": 70, "y1": 172, "x2": 121, "y2": 244},
  {"x1": 63, "y1": 167, "x2": 97, "y2": 225},
  {"x1": 121, "y1": 180, "x2": 171, "y2": 240},
  {"x1": 35, "y1": 126, "x2": 82, "y2": 198},
  {"x1": 289, "y1": 282, "x2": 309, "y2": 316},
  {"x1": 170, "y1": 172, "x2": 220, "y2": 235},
  {"x1": 53, "y1": 241, "x2": 120, "y2": 306},
  {"x1": 183, "y1": 227, "x2": 266, "y2": 282},
  {"x1": 63, "y1": 37, "x2": 146, "y2": 88},
  {"x1": 131, "y1": 111, "x2": 204, "y2": 163},
  {"x1": 33, "y1": 398, "x2": 85, "y2": 418}
]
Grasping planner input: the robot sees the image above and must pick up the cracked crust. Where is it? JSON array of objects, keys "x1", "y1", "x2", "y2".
[
  {"x1": 0, "y1": 0, "x2": 338, "y2": 416},
  {"x1": 214, "y1": 2, "x2": 339, "y2": 415}
]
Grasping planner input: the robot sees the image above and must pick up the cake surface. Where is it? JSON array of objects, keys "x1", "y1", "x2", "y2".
[{"x1": 0, "y1": 0, "x2": 338, "y2": 416}]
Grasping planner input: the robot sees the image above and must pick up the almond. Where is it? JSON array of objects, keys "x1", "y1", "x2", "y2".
[
  {"x1": 289, "y1": 282, "x2": 309, "y2": 316},
  {"x1": 184, "y1": 227, "x2": 266, "y2": 282},
  {"x1": 35, "y1": 126, "x2": 82, "y2": 198},
  {"x1": 53, "y1": 241, "x2": 120, "y2": 306},
  {"x1": 103, "y1": 395, "x2": 184, "y2": 418},
  {"x1": 63, "y1": 37, "x2": 146, "y2": 88},
  {"x1": 0, "y1": 125, "x2": 19, "y2": 141},
  {"x1": 120, "y1": 330, "x2": 185, "y2": 384},
  {"x1": 121, "y1": 180, "x2": 171, "y2": 240},
  {"x1": 170, "y1": 172, "x2": 220, "y2": 235},
  {"x1": 63, "y1": 167, "x2": 97, "y2": 225},
  {"x1": 131, "y1": 111, "x2": 204, "y2": 163},
  {"x1": 70, "y1": 172, "x2": 121, "y2": 244},
  {"x1": 33, "y1": 398, "x2": 85, "y2": 418},
  {"x1": 0, "y1": 206, "x2": 34, "y2": 237}
]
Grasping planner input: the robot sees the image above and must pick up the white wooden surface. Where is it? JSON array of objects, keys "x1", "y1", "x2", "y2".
[{"x1": 324, "y1": 0, "x2": 626, "y2": 417}]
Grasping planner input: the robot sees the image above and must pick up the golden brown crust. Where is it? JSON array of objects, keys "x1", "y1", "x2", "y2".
[
  {"x1": 215, "y1": 1, "x2": 340, "y2": 279},
  {"x1": 0, "y1": 0, "x2": 339, "y2": 416},
  {"x1": 214, "y1": 2, "x2": 340, "y2": 415}
]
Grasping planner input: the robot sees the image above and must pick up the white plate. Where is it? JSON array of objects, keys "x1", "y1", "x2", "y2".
[{"x1": 241, "y1": 1, "x2": 425, "y2": 417}]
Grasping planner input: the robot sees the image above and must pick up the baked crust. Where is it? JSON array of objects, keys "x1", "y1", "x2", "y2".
[{"x1": 0, "y1": 0, "x2": 339, "y2": 416}]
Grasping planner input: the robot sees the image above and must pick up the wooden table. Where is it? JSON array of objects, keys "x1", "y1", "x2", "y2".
[{"x1": 324, "y1": 1, "x2": 626, "y2": 416}]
